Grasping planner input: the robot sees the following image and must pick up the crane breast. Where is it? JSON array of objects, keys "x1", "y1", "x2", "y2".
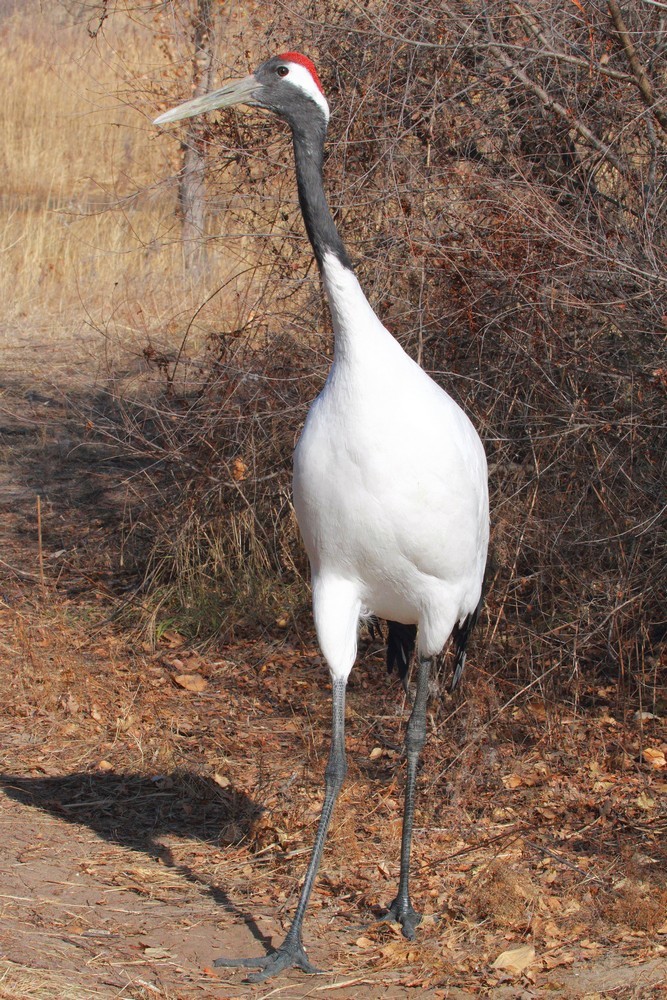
[{"x1": 293, "y1": 359, "x2": 488, "y2": 626}]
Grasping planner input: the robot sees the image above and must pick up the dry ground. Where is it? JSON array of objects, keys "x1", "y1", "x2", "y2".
[{"x1": 1, "y1": 339, "x2": 666, "y2": 1000}]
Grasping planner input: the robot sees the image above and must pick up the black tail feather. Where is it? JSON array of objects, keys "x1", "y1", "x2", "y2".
[
  {"x1": 367, "y1": 615, "x2": 383, "y2": 643},
  {"x1": 382, "y1": 594, "x2": 483, "y2": 693},
  {"x1": 386, "y1": 620, "x2": 417, "y2": 687},
  {"x1": 450, "y1": 599, "x2": 483, "y2": 691}
]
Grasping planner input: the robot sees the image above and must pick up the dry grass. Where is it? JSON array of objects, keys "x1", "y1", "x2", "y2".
[
  {"x1": 0, "y1": 2, "x2": 260, "y2": 361},
  {"x1": 2, "y1": 11, "x2": 153, "y2": 323},
  {"x1": 0, "y1": 961, "x2": 104, "y2": 1000},
  {"x1": 0, "y1": 6, "x2": 310, "y2": 634}
]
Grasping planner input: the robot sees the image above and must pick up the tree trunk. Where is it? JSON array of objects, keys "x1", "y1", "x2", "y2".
[{"x1": 179, "y1": 0, "x2": 215, "y2": 274}]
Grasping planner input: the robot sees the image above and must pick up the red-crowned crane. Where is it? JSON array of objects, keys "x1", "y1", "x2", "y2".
[{"x1": 155, "y1": 53, "x2": 489, "y2": 982}]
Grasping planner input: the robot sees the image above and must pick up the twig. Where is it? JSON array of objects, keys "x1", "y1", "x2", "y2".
[
  {"x1": 608, "y1": 0, "x2": 667, "y2": 135},
  {"x1": 314, "y1": 980, "x2": 379, "y2": 992},
  {"x1": 523, "y1": 837, "x2": 606, "y2": 884},
  {"x1": 511, "y1": 4, "x2": 633, "y2": 83},
  {"x1": 0, "y1": 557, "x2": 40, "y2": 581},
  {"x1": 367, "y1": 0, "x2": 629, "y2": 174},
  {"x1": 420, "y1": 824, "x2": 529, "y2": 871},
  {"x1": 478, "y1": 22, "x2": 627, "y2": 174},
  {"x1": 435, "y1": 662, "x2": 562, "y2": 781},
  {"x1": 36, "y1": 495, "x2": 45, "y2": 589}
]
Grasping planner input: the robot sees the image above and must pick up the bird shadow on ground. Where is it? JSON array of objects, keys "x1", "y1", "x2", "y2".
[{"x1": 0, "y1": 770, "x2": 273, "y2": 952}]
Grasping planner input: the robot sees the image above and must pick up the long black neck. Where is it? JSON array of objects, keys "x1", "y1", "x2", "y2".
[{"x1": 291, "y1": 122, "x2": 353, "y2": 272}]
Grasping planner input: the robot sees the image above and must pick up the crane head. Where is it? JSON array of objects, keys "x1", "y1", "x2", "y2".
[{"x1": 154, "y1": 53, "x2": 330, "y2": 129}]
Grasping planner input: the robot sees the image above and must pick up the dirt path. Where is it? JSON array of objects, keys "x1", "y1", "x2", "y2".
[{"x1": 1, "y1": 339, "x2": 666, "y2": 998}]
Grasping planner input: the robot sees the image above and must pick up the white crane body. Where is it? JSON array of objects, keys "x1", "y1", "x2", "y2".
[{"x1": 295, "y1": 252, "x2": 488, "y2": 677}]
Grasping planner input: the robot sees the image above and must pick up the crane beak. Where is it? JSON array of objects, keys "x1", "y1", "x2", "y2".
[{"x1": 153, "y1": 74, "x2": 261, "y2": 125}]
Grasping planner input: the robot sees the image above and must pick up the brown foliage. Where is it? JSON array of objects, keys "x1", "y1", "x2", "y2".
[{"x1": 114, "y1": 0, "x2": 665, "y2": 698}]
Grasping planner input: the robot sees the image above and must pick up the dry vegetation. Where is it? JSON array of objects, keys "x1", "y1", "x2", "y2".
[
  {"x1": 1, "y1": 0, "x2": 666, "y2": 996},
  {"x1": 111, "y1": 0, "x2": 666, "y2": 700},
  {"x1": 0, "y1": 0, "x2": 258, "y2": 352}
]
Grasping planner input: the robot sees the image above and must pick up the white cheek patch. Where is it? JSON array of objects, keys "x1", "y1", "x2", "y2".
[{"x1": 285, "y1": 62, "x2": 330, "y2": 120}]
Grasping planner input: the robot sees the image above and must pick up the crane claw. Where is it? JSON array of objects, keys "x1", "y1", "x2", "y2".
[
  {"x1": 214, "y1": 937, "x2": 322, "y2": 983},
  {"x1": 381, "y1": 897, "x2": 423, "y2": 940}
]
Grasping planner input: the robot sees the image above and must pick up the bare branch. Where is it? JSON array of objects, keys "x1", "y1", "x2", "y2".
[
  {"x1": 440, "y1": 2, "x2": 627, "y2": 175},
  {"x1": 511, "y1": 3, "x2": 632, "y2": 83},
  {"x1": 608, "y1": 0, "x2": 667, "y2": 135}
]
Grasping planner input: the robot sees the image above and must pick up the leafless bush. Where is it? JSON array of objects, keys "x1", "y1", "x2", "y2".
[
  {"x1": 112, "y1": 321, "x2": 323, "y2": 637},
  {"x1": 121, "y1": 0, "x2": 665, "y2": 697}
]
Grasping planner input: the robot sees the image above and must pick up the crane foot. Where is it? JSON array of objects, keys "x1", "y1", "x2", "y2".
[
  {"x1": 382, "y1": 897, "x2": 423, "y2": 940},
  {"x1": 214, "y1": 936, "x2": 322, "y2": 983}
]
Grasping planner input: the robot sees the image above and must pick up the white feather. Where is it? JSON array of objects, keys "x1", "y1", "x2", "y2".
[
  {"x1": 293, "y1": 252, "x2": 489, "y2": 680},
  {"x1": 283, "y1": 62, "x2": 330, "y2": 120}
]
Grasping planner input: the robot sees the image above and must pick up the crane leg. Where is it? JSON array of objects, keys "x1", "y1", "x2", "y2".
[
  {"x1": 215, "y1": 677, "x2": 348, "y2": 982},
  {"x1": 384, "y1": 655, "x2": 431, "y2": 939}
]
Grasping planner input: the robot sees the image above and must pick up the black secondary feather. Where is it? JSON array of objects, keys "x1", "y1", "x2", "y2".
[
  {"x1": 386, "y1": 620, "x2": 417, "y2": 682},
  {"x1": 450, "y1": 598, "x2": 483, "y2": 690}
]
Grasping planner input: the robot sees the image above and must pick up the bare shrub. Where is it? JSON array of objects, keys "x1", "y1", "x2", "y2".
[{"x1": 112, "y1": 0, "x2": 664, "y2": 696}]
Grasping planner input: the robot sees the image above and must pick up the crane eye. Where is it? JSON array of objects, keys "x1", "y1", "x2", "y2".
[{"x1": 276, "y1": 65, "x2": 289, "y2": 77}]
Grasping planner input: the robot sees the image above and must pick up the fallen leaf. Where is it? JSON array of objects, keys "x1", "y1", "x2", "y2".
[
  {"x1": 542, "y1": 950, "x2": 575, "y2": 970},
  {"x1": 643, "y1": 747, "x2": 666, "y2": 769},
  {"x1": 370, "y1": 747, "x2": 383, "y2": 759},
  {"x1": 503, "y1": 773, "x2": 523, "y2": 789},
  {"x1": 527, "y1": 700, "x2": 547, "y2": 721},
  {"x1": 97, "y1": 759, "x2": 113, "y2": 772},
  {"x1": 537, "y1": 806, "x2": 558, "y2": 820},
  {"x1": 491, "y1": 944, "x2": 536, "y2": 974},
  {"x1": 173, "y1": 672, "x2": 208, "y2": 693},
  {"x1": 579, "y1": 938, "x2": 603, "y2": 952},
  {"x1": 232, "y1": 457, "x2": 248, "y2": 481},
  {"x1": 115, "y1": 713, "x2": 137, "y2": 732},
  {"x1": 62, "y1": 693, "x2": 80, "y2": 715},
  {"x1": 142, "y1": 945, "x2": 172, "y2": 959},
  {"x1": 636, "y1": 791, "x2": 656, "y2": 810},
  {"x1": 599, "y1": 714, "x2": 617, "y2": 726},
  {"x1": 380, "y1": 940, "x2": 405, "y2": 958},
  {"x1": 355, "y1": 936, "x2": 373, "y2": 949},
  {"x1": 159, "y1": 629, "x2": 186, "y2": 647},
  {"x1": 213, "y1": 772, "x2": 230, "y2": 788}
]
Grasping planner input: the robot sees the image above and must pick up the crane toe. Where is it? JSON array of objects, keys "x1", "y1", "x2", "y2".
[
  {"x1": 214, "y1": 936, "x2": 322, "y2": 982},
  {"x1": 382, "y1": 897, "x2": 423, "y2": 940}
]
